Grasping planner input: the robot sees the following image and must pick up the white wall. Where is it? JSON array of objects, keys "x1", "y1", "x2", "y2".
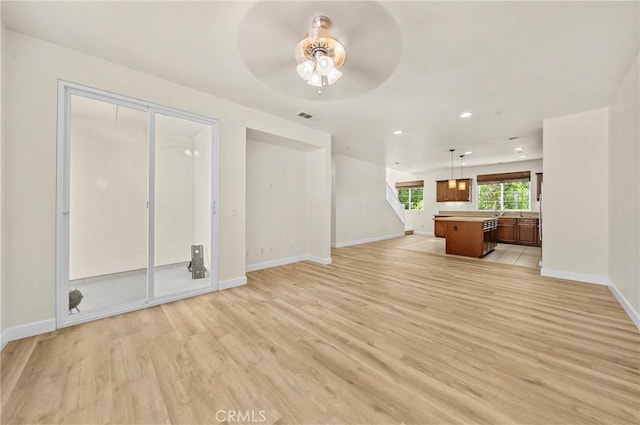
[
  {"x1": 542, "y1": 108, "x2": 609, "y2": 284},
  {"x1": 246, "y1": 138, "x2": 330, "y2": 268},
  {"x1": 385, "y1": 168, "x2": 414, "y2": 188},
  {"x1": 246, "y1": 140, "x2": 307, "y2": 266},
  {"x1": 0, "y1": 6, "x2": 5, "y2": 344},
  {"x1": 331, "y1": 159, "x2": 337, "y2": 244},
  {"x1": 306, "y1": 149, "x2": 332, "y2": 259},
  {"x1": 333, "y1": 154, "x2": 404, "y2": 246},
  {"x1": 2, "y1": 29, "x2": 331, "y2": 331},
  {"x1": 386, "y1": 160, "x2": 543, "y2": 234},
  {"x1": 608, "y1": 54, "x2": 640, "y2": 325}
]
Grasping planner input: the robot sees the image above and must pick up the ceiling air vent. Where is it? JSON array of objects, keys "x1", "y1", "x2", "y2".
[
  {"x1": 297, "y1": 111, "x2": 313, "y2": 119},
  {"x1": 508, "y1": 136, "x2": 519, "y2": 141}
]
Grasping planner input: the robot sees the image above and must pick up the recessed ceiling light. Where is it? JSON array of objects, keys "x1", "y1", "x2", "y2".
[
  {"x1": 393, "y1": 130, "x2": 402, "y2": 135},
  {"x1": 460, "y1": 112, "x2": 472, "y2": 119},
  {"x1": 464, "y1": 151, "x2": 472, "y2": 155},
  {"x1": 520, "y1": 155, "x2": 527, "y2": 159},
  {"x1": 514, "y1": 147, "x2": 523, "y2": 152}
]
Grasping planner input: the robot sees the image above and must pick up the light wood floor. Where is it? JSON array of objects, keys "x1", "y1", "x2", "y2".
[{"x1": 2, "y1": 238, "x2": 639, "y2": 424}]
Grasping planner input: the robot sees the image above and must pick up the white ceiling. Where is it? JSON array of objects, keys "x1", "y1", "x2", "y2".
[{"x1": 3, "y1": 1, "x2": 638, "y2": 172}]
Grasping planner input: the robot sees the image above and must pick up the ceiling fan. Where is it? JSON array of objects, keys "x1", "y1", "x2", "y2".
[{"x1": 237, "y1": 1, "x2": 403, "y2": 101}]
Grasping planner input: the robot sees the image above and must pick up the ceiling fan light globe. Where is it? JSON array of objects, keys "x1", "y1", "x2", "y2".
[
  {"x1": 307, "y1": 72, "x2": 323, "y2": 87},
  {"x1": 296, "y1": 60, "x2": 315, "y2": 80},
  {"x1": 316, "y1": 55, "x2": 335, "y2": 76},
  {"x1": 326, "y1": 68, "x2": 342, "y2": 85}
]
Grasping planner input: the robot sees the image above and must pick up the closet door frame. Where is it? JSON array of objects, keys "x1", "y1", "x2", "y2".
[{"x1": 55, "y1": 80, "x2": 220, "y2": 328}]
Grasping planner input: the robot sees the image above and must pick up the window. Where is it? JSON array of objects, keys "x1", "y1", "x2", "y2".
[
  {"x1": 395, "y1": 180, "x2": 424, "y2": 210},
  {"x1": 477, "y1": 182, "x2": 530, "y2": 210},
  {"x1": 398, "y1": 187, "x2": 423, "y2": 210},
  {"x1": 476, "y1": 171, "x2": 531, "y2": 211}
]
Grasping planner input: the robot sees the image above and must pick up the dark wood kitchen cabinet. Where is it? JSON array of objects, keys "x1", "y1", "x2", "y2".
[
  {"x1": 498, "y1": 217, "x2": 541, "y2": 246},
  {"x1": 434, "y1": 219, "x2": 446, "y2": 238},
  {"x1": 498, "y1": 218, "x2": 517, "y2": 243},
  {"x1": 516, "y1": 218, "x2": 539, "y2": 246},
  {"x1": 436, "y1": 217, "x2": 497, "y2": 257},
  {"x1": 436, "y1": 181, "x2": 449, "y2": 202},
  {"x1": 435, "y1": 179, "x2": 472, "y2": 202},
  {"x1": 457, "y1": 180, "x2": 470, "y2": 202}
]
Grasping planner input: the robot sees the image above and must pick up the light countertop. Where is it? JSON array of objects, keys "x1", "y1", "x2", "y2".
[
  {"x1": 433, "y1": 216, "x2": 497, "y2": 223},
  {"x1": 436, "y1": 211, "x2": 539, "y2": 218}
]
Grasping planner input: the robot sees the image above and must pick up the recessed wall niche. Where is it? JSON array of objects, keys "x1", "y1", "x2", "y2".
[{"x1": 246, "y1": 128, "x2": 329, "y2": 269}]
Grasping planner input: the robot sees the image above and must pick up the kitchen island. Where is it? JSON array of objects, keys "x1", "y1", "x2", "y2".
[{"x1": 434, "y1": 217, "x2": 498, "y2": 257}]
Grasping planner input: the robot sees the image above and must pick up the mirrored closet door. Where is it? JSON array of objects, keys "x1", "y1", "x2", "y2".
[
  {"x1": 67, "y1": 94, "x2": 149, "y2": 314},
  {"x1": 57, "y1": 81, "x2": 219, "y2": 327},
  {"x1": 153, "y1": 113, "x2": 213, "y2": 299}
]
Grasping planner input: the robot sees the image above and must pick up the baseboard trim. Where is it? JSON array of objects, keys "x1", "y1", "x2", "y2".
[
  {"x1": 246, "y1": 256, "x2": 306, "y2": 272},
  {"x1": 540, "y1": 268, "x2": 608, "y2": 285},
  {"x1": 246, "y1": 255, "x2": 332, "y2": 272},
  {"x1": 305, "y1": 255, "x2": 332, "y2": 265},
  {"x1": 1, "y1": 318, "x2": 56, "y2": 349},
  {"x1": 331, "y1": 232, "x2": 405, "y2": 248},
  {"x1": 219, "y1": 276, "x2": 248, "y2": 290},
  {"x1": 414, "y1": 230, "x2": 434, "y2": 236},
  {"x1": 608, "y1": 281, "x2": 640, "y2": 329},
  {"x1": 0, "y1": 329, "x2": 9, "y2": 351}
]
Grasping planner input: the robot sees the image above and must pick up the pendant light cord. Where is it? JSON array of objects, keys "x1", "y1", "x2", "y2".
[{"x1": 450, "y1": 149, "x2": 455, "y2": 179}]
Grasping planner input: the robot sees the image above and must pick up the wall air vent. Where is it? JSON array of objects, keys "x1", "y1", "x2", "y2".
[{"x1": 297, "y1": 111, "x2": 313, "y2": 119}]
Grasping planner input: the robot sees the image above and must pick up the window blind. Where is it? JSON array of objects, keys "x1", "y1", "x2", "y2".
[
  {"x1": 395, "y1": 180, "x2": 424, "y2": 189},
  {"x1": 476, "y1": 171, "x2": 530, "y2": 184}
]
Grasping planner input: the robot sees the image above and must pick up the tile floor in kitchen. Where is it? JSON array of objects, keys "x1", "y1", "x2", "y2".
[{"x1": 398, "y1": 235, "x2": 542, "y2": 268}]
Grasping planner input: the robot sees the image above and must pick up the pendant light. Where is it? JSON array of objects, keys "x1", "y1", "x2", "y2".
[
  {"x1": 458, "y1": 154, "x2": 466, "y2": 191},
  {"x1": 448, "y1": 149, "x2": 457, "y2": 189}
]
